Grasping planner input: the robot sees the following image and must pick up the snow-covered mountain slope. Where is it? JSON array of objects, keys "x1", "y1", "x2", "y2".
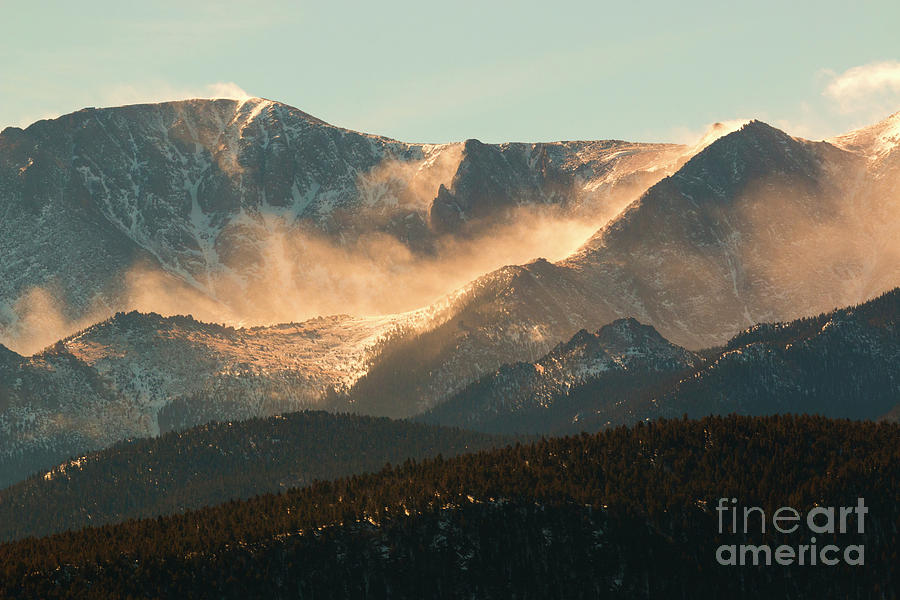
[
  {"x1": 828, "y1": 110, "x2": 900, "y2": 162},
  {"x1": 420, "y1": 318, "x2": 700, "y2": 433},
  {"x1": 0, "y1": 98, "x2": 690, "y2": 352},
  {"x1": 429, "y1": 137, "x2": 685, "y2": 232},
  {"x1": 0, "y1": 309, "x2": 418, "y2": 487},
  {"x1": 563, "y1": 120, "x2": 886, "y2": 346},
  {"x1": 2, "y1": 108, "x2": 898, "y2": 488},
  {"x1": 349, "y1": 120, "x2": 899, "y2": 414},
  {"x1": 826, "y1": 112, "x2": 900, "y2": 291}
]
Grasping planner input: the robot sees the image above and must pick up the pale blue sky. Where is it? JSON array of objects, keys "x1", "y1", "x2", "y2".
[{"x1": 2, "y1": 0, "x2": 899, "y2": 143}]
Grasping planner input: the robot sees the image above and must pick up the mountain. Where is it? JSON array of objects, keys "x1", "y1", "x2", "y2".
[
  {"x1": 0, "y1": 98, "x2": 439, "y2": 324},
  {"x1": 564, "y1": 121, "x2": 869, "y2": 344},
  {"x1": 656, "y1": 287, "x2": 900, "y2": 420},
  {"x1": 23, "y1": 283, "x2": 895, "y2": 541},
  {"x1": 419, "y1": 288, "x2": 899, "y2": 434},
  {"x1": 0, "y1": 411, "x2": 511, "y2": 542},
  {"x1": 828, "y1": 110, "x2": 900, "y2": 161},
  {"x1": 2, "y1": 107, "x2": 899, "y2": 489},
  {"x1": 8, "y1": 288, "x2": 900, "y2": 536},
  {"x1": 347, "y1": 119, "x2": 899, "y2": 414},
  {"x1": 420, "y1": 318, "x2": 700, "y2": 433},
  {"x1": 2, "y1": 415, "x2": 897, "y2": 598},
  {"x1": 429, "y1": 136, "x2": 686, "y2": 232},
  {"x1": 0, "y1": 310, "x2": 414, "y2": 487},
  {"x1": 0, "y1": 98, "x2": 688, "y2": 350}
]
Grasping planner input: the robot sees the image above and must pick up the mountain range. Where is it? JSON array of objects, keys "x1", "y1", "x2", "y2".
[
  {"x1": 1, "y1": 100, "x2": 899, "y2": 489},
  {"x1": 3, "y1": 286, "x2": 895, "y2": 524},
  {"x1": 421, "y1": 288, "x2": 899, "y2": 434},
  {"x1": 0, "y1": 97, "x2": 694, "y2": 346}
]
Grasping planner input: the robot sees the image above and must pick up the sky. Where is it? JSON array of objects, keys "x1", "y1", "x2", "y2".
[{"x1": 2, "y1": 0, "x2": 899, "y2": 144}]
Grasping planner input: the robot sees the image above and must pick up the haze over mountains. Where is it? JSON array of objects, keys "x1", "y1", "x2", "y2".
[
  {"x1": 421, "y1": 288, "x2": 900, "y2": 434},
  {"x1": 1, "y1": 99, "x2": 898, "y2": 488},
  {"x1": 0, "y1": 97, "x2": 700, "y2": 354}
]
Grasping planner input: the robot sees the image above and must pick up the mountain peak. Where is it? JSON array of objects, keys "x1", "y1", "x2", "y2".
[
  {"x1": 669, "y1": 118, "x2": 816, "y2": 189},
  {"x1": 715, "y1": 119, "x2": 792, "y2": 145},
  {"x1": 596, "y1": 317, "x2": 665, "y2": 347},
  {"x1": 549, "y1": 318, "x2": 676, "y2": 361},
  {"x1": 685, "y1": 119, "x2": 752, "y2": 156},
  {"x1": 828, "y1": 110, "x2": 900, "y2": 159},
  {"x1": 16, "y1": 96, "x2": 332, "y2": 137}
]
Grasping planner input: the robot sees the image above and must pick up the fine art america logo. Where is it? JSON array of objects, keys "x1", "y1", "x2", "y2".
[{"x1": 715, "y1": 498, "x2": 867, "y2": 566}]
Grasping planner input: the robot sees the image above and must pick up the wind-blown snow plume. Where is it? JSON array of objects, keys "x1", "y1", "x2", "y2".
[
  {"x1": 0, "y1": 287, "x2": 111, "y2": 356},
  {"x1": 737, "y1": 177, "x2": 900, "y2": 315},
  {"x1": 102, "y1": 81, "x2": 252, "y2": 107},
  {"x1": 130, "y1": 206, "x2": 600, "y2": 323},
  {"x1": 0, "y1": 206, "x2": 602, "y2": 355}
]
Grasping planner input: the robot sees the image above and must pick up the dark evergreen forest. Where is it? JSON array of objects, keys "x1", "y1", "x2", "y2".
[
  {"x1": 0, "y1": 411, "x2": 512, "y2": 541},
  {"x1": 1, "y1": 415, "x2": 897, "y2": 598}
]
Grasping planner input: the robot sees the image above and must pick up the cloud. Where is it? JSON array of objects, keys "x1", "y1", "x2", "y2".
[{"x1": 822, "y1": 61, "x2": 900, "y2": 114}]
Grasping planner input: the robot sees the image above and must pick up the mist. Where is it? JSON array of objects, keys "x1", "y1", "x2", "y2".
[
  {"x1": 0, "y1": 287, "x2": 111, "y2": 356},
  {"x1": 2, "y1": 127, "x2": 665, "y2": 356},
  {"x1": 736, "y1": 172, "x2": 900, "y2": 320},
  {"x1": 8, "y1": 120, "x2": 877, "y2": 357},
  {"x1": 139, "y1": 206, "x2": 602, "y2": 323},
  {"x1": 0, "y1": 205, "x2": 606, "y2": 356}
]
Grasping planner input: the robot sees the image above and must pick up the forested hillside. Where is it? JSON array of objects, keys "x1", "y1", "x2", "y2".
[
  {"x1": 1, "y1": 415, "x2": 897, "y2": 598},
  {"x1": 659, "y1": 286, "x2": 899, "y2": 419},
  {"x1": 420, "y1": 288, "x2": 900, "y2": 434},
  {"x1": 0, "y1": 411, "x2": 510, "y2": 541}
]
